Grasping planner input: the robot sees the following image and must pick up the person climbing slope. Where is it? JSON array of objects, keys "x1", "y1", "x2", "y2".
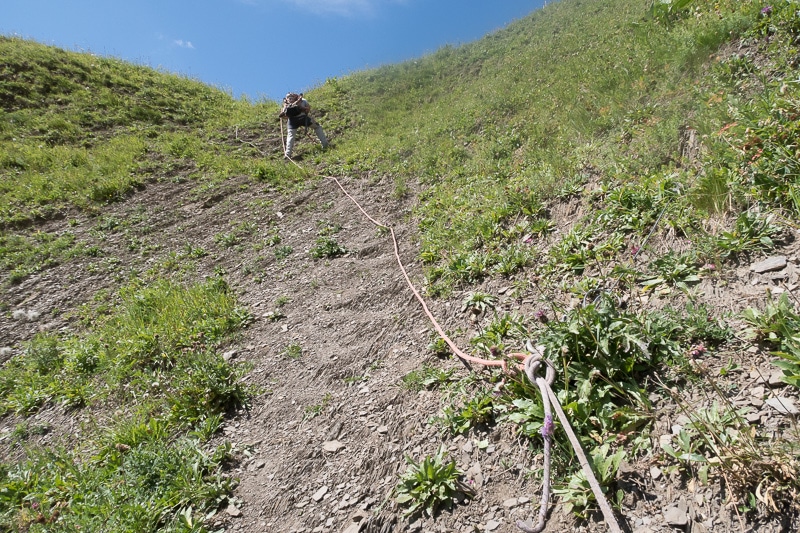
[{"x1": 278, "y1": 92, "x2": 328, "y2": 159}]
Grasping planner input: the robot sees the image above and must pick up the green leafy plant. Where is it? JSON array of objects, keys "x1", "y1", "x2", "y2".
[
  {"x1": 660, "y1": 401, "x2": 750, "y2": 484},
  {"x1": 283, "y1": 342, "x2": 303, "y2": 360},
  {"x1": 427, "y1": 335, "x2": 452, "y2": 357},
  {"x1": 711, "y1": 212, "x2": 780, "y2": 259},
  {"x1": 303, "y1": 393, "x2": 332, "y2": 422},
  {"x1": 316, "y1": 220, "x2": 342, "y2": 236},
  {"x1": 661, "y1": 427, "x2": 710, "y2": 478},
  {"x1": 402, "y1": 365, "x2": 455, "y2": 391},
  {"x1": 0, "y1": 231, "x2": 89, "y2": 284},
  {"x1": 553, "y1": 444, "x2": 625, "y2": 517},
  {"x1": 440, "y1": 393, "x2": 494, "y2": 436},
  {"x1": 214, "y1": 232, "x2": 241, "y2": 248},
  {"x1": 640, "y1": 251, "x2": 701, "y2": 292},
  {"x1": 470, "y1": 312, "x2": 528, "y2": 357},
  {"x1": 395, "y1": 446, "x2": 469, "y2": 517},
  {"x1": 461, "y1": 291, "x2": 498, "y2": 316},
  {"x1": 528, "y1": 217, "x2": 554, "y2": 237},
  {"x1": 0, "y1": 275, "x2": 250, "y2": 530},
  {"x1": 743, "y1": 294, "x2": 800, "y2": 386},
  {"x1": 529, "y1": 295, "x2": 681, "y2": 443},
  {"x1": 648, "y1": 0, "x2": 696, "y2": 25},
  {"x1": 275, "y1": 245, "x2": 293, "y2": 259},
  {"x1": 310, "y1": 236, "x2": 347, "y2": 259},
  {"x1": 494, "y1": 245, "x2": 533, "y2": 277}
]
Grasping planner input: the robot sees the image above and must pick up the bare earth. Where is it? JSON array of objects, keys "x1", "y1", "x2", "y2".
[{"x1": 2, "y1": 146, "x2": 800, "y2": 532}]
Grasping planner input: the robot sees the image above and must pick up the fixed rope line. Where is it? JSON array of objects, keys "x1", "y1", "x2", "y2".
[
  {"x1": 521, "y1": 347, "x2": 623, "y2": 533},
  {"x1": 283, "y1": 152, "x2": 515, "y2": 372},
  {"x1": 281, "y1": 150, "x2": 623, "y2": 532},
  {"x1": 546, "y1": 381, "x2": 623, "y2": 533},
  {"x1": 517, "y1": 353, "x2": 555, "y2": 533}
]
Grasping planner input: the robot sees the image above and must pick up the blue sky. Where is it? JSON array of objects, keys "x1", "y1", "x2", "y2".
[{"x1": 2, "y1": 0, "x2": 547, "y2": 102}]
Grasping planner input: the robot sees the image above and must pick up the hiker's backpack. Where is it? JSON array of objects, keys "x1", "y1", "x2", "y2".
[{"x1": 282, "y1": 93, "x2": 304, "y2": 118}]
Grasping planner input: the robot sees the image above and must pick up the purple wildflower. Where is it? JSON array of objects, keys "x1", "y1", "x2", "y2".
[
  {"x1": 689, "y1": 343, "x2": 706, "y2": 358},
  {"x1": 761, "y1": 6, "x2": 773, "y2": 16},
  {"x1": 534, "y1": 309, "x2": 549, "y2": 324},
  {"x1": 631, "y1": 246, "x2": 640, "y2": 256},
  {"x1": 541, "y1": 414, "x2": 554, "y2": 438}
]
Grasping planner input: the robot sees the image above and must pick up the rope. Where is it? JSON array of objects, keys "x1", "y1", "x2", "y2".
[
  {"x1": 280, "y1": 153, "x2": 624, "y2": 533},
  {"x1": 520, "y1": 346, "x2": 623, "y2": 533},
  {"x1": 517, "y1": 351, "x2": 555, "y2": 533}
]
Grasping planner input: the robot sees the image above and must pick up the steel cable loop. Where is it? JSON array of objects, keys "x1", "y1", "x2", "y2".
[{"x1": 281, "y1": 155, "x2": 623, "y2": 532}]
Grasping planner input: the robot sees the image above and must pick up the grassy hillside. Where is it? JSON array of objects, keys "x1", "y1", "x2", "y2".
[
  {"x1": 0, "y1": 36, "x2": 283, "y2": 228},
  {"x1": 315, "y1": 0, "x2": 794, "y2": 294},
  {"x1": 2, "y1": 0, "x2": 800, "y2": 530}
]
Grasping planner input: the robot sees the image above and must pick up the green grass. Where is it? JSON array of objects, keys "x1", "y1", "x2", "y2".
[
  {"x1": 0, "y1": 230, "x2": 95, "y2": 284},
  {"x1": 0, "y1": 276, "x2": 253, "y2": 531}
]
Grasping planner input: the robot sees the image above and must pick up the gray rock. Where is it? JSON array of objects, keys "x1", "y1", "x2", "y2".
[
  {"x1": 502, "y1": 498, "x2": 520, "y2": 508},
  {"x1": 225, "y1": 504, "x2": 242, "y2": 517},
  {"x1": 746, "y1": 411, "x2": 763, "y2": 424},
  {"x1": 247, "y1": 460, "x2": 266, "y2": 472},
  {"x1": 751, "y1": 256, "x2": 787, "y2": 273},
  {"x1": 485, "y1": 520, "x2": 501, "y2": 531},
  {"x1": 466, "y1": 462, "x2": 484, "y2": 490},
  {"x1": 650, "y1": 466, "x2": 663, "y2": 480},
  {"x1": 663, "y1": 505, "x2": 689, "y2": 527},
  {"x1": 769, "y1": 371, "x2": 787, "y2": 387},
  {"x1": 12, "y1": 309, "x2": 40, "y2": 322},
  {"x1": 766, "y1": 397, "x2": 799, "y2": 416},
  {"x1": 312, "y1": 486, "x2": 328, "y2": 502},
  {"x1": 323, "y1": 440, "x2": 345, "y2": 453}
]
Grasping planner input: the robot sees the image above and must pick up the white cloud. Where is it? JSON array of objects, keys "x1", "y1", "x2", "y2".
[{"x1": 173, "y1": 39, "x2": 195, "y2": 49}]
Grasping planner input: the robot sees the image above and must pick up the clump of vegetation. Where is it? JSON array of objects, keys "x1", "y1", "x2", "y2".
[
  {"x1": 310, "y1": 236, "x2": 347, "y2": 259},
  {"x1": 283, "y1": 342, "x2": 303, "y2": 359},
  {"x1": 402, "y1": 364, "x2": 455, "y2": 391},
  {"x1": 395, "y1": 446, "x2": 470, "y2": 517},
  {"x1": 743, "y1": 293, "x2": 800, "y2": 387}
]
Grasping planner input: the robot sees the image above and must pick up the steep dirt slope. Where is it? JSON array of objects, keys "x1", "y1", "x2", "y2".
[{"x1": 3, "y1": 153, "x2": 799, "y2": 533}]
